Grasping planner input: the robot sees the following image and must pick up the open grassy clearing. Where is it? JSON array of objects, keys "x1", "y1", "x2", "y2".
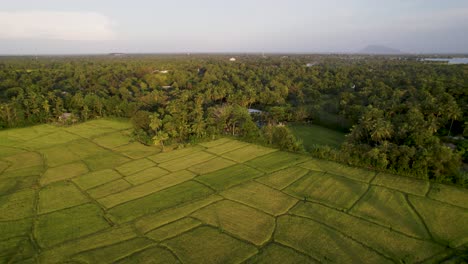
[
  {"x1": 98, "y1": 170, "x2": 196, "y2": 208},
  {"x1": 73, "y1": 169, "x2": 122, "y2": 190},
  {"x1": 372, "y1": 172, "x2": 430, "y2": 196},
  {"x1": 192, "y1": 200, "x2": 276, "y2": 245},
  {"x1": 275, "y1": 215, "x2": 392, "y2": 263},
  {"x1": 221, "y1": 144, "x2": 277, "y2": 163},
  {"x1": 290, "y1": 202, "x2": 445, "y2": 263},
  {"x1": 245, "y1": 151, "x2": 309, "y2": 173},
  {"x1": 163, "y1": 226, "x2": 257, "y2": 264},
  {"x1": 284, "y1": 170, "x2": 369, "y2": 210},
  {"x1": 0, "y1": 119, "x2": 467, "y2": 263},
  {"x1": 38, "y1": 181, "x2": 89, "y2": 214},
  {"x1": 70, "y1": 237, "x2": 155, "y2": 264},
  {"x1": 220, "y1": 181, "x2": 298, "y2": 215},
  {"x1": 145, "y1": 217, "x2": 202, "y2": 242},
  {"x1": 115, "y1": 158, "x2": 156, "y2": 176},
  {"x1": 115, "y1": 246, "x2": 179, "y2": 264},
  {"x1": 204, "y1": 139, "x2": 249, "y2": 155},
  {"x1": 349, "y1": 186, "x2": 429, "y2": 238},
  {"x1": 289, "y1": 123, "x2": 346, "y2": 149}
]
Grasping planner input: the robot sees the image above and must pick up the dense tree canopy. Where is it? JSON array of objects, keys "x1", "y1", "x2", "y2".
[{"x1": 1, "y1": 54, "x2": 467, "y2": 185}]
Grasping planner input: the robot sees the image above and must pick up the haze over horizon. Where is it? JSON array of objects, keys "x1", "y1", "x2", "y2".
[{"x1": 1, "y1": 0, "x2": 468, "y2": 55}]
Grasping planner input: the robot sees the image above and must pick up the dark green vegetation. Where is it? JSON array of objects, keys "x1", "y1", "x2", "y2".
[
  {"x1": 0, "y1": 120, "x2": 467, "y2": 263},
  {"x1": 289, "y1": 123, "x2": 346, "y2": 149},
  {"x1": 0, "y1": 54, "x2": 467, "y2": 185}
]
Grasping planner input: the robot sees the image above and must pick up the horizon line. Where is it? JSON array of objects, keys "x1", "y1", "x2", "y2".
[{"x1": 1, "y1": 51, "x2": 468, "y2": 57}]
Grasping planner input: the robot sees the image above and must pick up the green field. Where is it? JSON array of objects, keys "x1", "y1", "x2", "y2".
[
  {"x1": 0, "y1": 119, "x2": 467, "y2": 263},
  {"x1": 289, "y1": 123, "x2": 346, "y2": 149}
]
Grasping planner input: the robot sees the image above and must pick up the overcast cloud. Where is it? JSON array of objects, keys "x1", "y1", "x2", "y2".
[
  {"x1": 0, "y1": 0, "x2": 467, "y2": 54},
  {"x1": 0, "y1": 11, "x2": 115, "y2": 41}
]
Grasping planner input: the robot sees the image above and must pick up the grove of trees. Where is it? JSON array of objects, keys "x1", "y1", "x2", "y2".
[{"x1": 1, "y1": 54, "x2": 467, "y2": 186}]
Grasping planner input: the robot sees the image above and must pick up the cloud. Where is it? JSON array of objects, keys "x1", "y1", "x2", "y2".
[{"x1": 0, "y1": 11, "x2": 116, "y2": 41}]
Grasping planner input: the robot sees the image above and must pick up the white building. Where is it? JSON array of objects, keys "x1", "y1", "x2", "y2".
[{"x1": 229, "y1": 57, "x2": 236, "y2": 62}]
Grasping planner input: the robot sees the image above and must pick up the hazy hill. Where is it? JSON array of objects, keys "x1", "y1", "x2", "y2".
[{"x1": 359, "y1": 45, "x2": 402, "y2": 54}]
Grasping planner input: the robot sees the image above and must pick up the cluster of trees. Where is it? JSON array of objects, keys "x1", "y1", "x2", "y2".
[{"x1": 0, "y1": 55, "x2": 467, "y2": 185}]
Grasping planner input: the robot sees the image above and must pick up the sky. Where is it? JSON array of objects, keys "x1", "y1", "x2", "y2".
[{"x1": 0, "y1": 0, "x2": 467, "y2": 54}]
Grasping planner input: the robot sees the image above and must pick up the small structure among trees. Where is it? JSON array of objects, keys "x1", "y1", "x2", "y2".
[{"x1": 58, "y1": 113, "x2": 77, "y2": 125}]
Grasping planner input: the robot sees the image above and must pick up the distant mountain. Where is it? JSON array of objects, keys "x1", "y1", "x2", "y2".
[{"x1": 359, "y1": 45, "x2": 402, "y2": 54}]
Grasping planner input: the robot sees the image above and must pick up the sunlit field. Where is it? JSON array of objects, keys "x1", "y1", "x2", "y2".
[{"x1": 1, "y1": 119, "x2": 467, "y2": 263}]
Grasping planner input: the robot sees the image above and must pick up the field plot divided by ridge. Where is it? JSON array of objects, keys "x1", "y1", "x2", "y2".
[{"x1": 0, "y1": 119, "x2": 467, "y2": 263}]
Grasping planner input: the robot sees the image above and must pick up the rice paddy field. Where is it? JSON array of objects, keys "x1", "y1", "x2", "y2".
[{"x1": 0, "y1": 119, "x2": 467, "y2": 263}]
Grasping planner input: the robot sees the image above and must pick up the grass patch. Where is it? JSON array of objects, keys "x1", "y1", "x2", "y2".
[
  {"x1": 284, "y1": 171, "x2": 368, "y2": 210},
  {"x1": 198, "y1": 138, "x2": 233, "y2": 148},
  {"x1": 0, "y1": 188, "x2": 35, "y2": 221},
  {"x1": 115, "y1": 246, "x2": 179, "y2": 264},
  {"x1": 146, "y1": 217, "x2": 201, "y2": 242},
  {"x1": 275, "y1": 215, "x2": 390, "y2": 263},
  {"x1": 256, "y1": 166, "x2": 309, "y2": 190},
  {"x1": 372, "y1": 173, "x2": 430, "y2": 196},
  {"x1": 163, "y1": 226, "x2": 257, "y2": 264},
  {"x1": 0, "y1": 160, "x2": 8, "y2": 174},
  {"x1": 135, "y1": 194, "x2": 223, "y2": 234},
  {"x1": 22, "y1": 130, "x2": 81, "y2": 149},
  {"x1": 147, "y1": 145, "x2": 205, "y2": 163},
  {"x1": 1, "y1": 165, "x2": 44, "y2": 178},
  {"x1": 205, "y1": 140, "x2": 249, "y2": 155},
  {"x1": 289, "y1": 123, "x2": 345, "y2": 149},
  {"x1": 99, "y1": 170, "x2": 195, "y2": 208},
  {"x1": 84, "y1": 151, "x2": 130, "y2": 171},
  {"x1": 40, "y1": 145, "x2": 81, "y2": 167},
  {"x1": 73, "y1": 169, "x2": 122, "y2": 190},
  {"x1": 188, "y1": 157, "x2": 236, "y2": 175},
  {"x1": 197, "y1": 164, "x2": 264, "y2": 191},
  {"x1": 124, "y1": 166, "x2": 170, "y2": 185},
  {"x1": 71, "y1": 237, "x2": 154, "y2": 264},
  {"x1": 0, "y1": 236, "x2": 35, "y2": 263},
  {"x1": 2, "y1": 124, "x2": 56, "y2": 142},
  {"x1": 107, "y1": 181, "x2": 214, "y2": 223},
  {"x1": 87, "y1": 179, "x2": 132, "y2": 199},
  {"x1": 350, "y1": 186, "x2": 429, "y2": 238},
  {"x1": 38, "y1": 181, "x2": 89, "y2": 214},
  {"x1": 35, "y1": 203, "x2": 110, "y2": 248},
  {"x1": 0, "y1": 176, "x2": 37, "y2": 195},
  {"x1": 115, "y1": 158, "x2": 156, "y2": 176},
  {"x1": 65, "y1": 123, "x2": 116, "y2": 138},
  {"x1": 93, "y1": 132, "x2": 131, "y2": 149},
  {"x1": 290, "y1": 202, "x2": 444, "y2": 263},
  {"x1": 192, "y1": 200, "x2": 275, "y2": 245},
  {"x1": 409, "y1": 195, "x2": 468, "y2": 247},
  {"x1": 427, "y1": 183, "x2": 468, "y2": 209},
  {"x1": 221, "y1": 144, "x2": 277, "y2": 163},
  {"x1": 245, "y1": 152, "x2": 308, "y2": 173},
  {"x1": 40, "y1": 162, "x2": 89, "y2": 186},
  {"x1": 3, "y1": 152, "x2": 43, "y2": 171},
  {"x1": 0, "y1": 218, "x2": 33, "y2": 240},
  {"x1": 158, "y1": 151, "x2": 215, "y2": 172},
  {"x1": 221, "y1": 181, "x2": 298, "y2": 215},
  {"x1": 0, "y1": 146, "x2": 25, "y2": 158},
  {"x1": 301, "y1": 159, "x2": 375, "y2": 183},
  {"x1": 86, "y1": 119, "x2": 132, "y2": 130},
  {"x1": 67, "y1": 139, "x2": 108, "y2": 158},
  {"x1": 39, "y1": 224, "x2": 137, "y2": 263},
  {"x1": 0, "y1": 135, "x2": 23, "y2": 147},
  {"x1": 114, "y1": 142, "x2": 159, "y2": 159},
  {"x1": 245, "y1": 243, "x2": 315, "y2": 264}
]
